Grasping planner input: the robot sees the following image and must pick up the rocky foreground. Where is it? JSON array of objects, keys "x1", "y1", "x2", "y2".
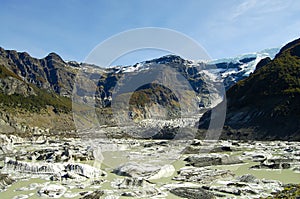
[{"x1": 0, "y1": 132, "x2": 300, "y2": 199}]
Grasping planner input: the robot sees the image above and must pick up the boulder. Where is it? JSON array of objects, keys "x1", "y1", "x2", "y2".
[
  {"x1": 170, "y1": 187, "x2": 215, "y2": 199},
  {"x1": 184, "y1": 154, "x2": 243, "y2": 167},
  {"x1": 237, "y1": 174, "x2": 257, "y2": 183},
  {"x1": 173, "y1": 167, "x2": 234, "y2": 183},
  {"x1": 80, "y1": 190, "x2": 104, "y2": 199},
  {"x1": 113, "y1": 162, "x2": 160, "y2": 178},
  {"x1": 0, "y1": 173, "x2": 15, "y2": 191},
  {"x1": 38, "y1": 184, "x2": 66, "y2": 198}
]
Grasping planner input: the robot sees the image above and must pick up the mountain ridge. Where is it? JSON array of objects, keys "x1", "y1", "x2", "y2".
[{"x1": 199, "y1": 37, "x2": 300, "y2": 141}]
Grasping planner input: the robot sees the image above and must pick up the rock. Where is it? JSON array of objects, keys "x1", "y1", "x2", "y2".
[
  {"x1": 170, "y1": 187, "x2": 215, "y2": 199},
  {"x1": 80, "y1": 190, "x2": 104, "y2": 199},
  {"x1": 0, "y1": 173, "x2": 15, "y2": 190},
  {"x1": 4, "y1": 157, "x2": 106, "y2": 179},
  {"x1": 293, "y1": 167, "x2": 300, "y2": 173},
  {"x1": 151, "y1": 125, "x2": 179, "y2": 140},
  {"x1": 38, "y1": 184, "x2": 66, "y2": 198},
  {"x1": 113, "y1": 162, "x2": 160, "y2": 178},
  {"x1": 204, "y1": 174, "x2": 283, "y2": 198},
  {"x1": 173, "y1": 167, "x2": 234, "y2": 183},
  {"x1": 65, "y1": 163, "x2": 106, "y2": 178},
  {"x1": 184, "y1": 154, "x2": 243, "y2": 167},
  {"x1": 148, "y1": 164, "x2": 175, "y2": 180},
  {"x1": 12, "y1": 195, "x2": 29, "y2": 199},
  {"x1": 121, "y1": 192, "x2": 136, "y2": 197},
  {"x1": 221, "y1": 155, "x2": 243, "y2": 165},
  {"x1": 0, "y1": 77, "x2": 36, "y2": 97},
  {"x1": 266, "y1": 184, "x2": 300, "y2": 199},
  {"x1": 237, "y1": 174, "x2": 257, "y2": 183},
  {"x1": 112, "y1": 177, "x2": 161, "y2": 198},
  {"x1": 191, "y1": 139, "x2": 203, "y2": 146},
  {"x1": 184, "y1": 145, "x2": 202, "y2": 154},
  {"x1": 121, "y1": 187, "x2": 161, "y2": 198},
  {"x1": 184, "y1": 155, "x2": 222, "y2": 167},
  {"x1": 210, "y1": 186, "x2": 242, "y2": 195},
  {"x1": 116, "y1": 177, "x2": 145, "y2": 189},
  {"x1": 281, "y1": 163, "x2": 291, "y2": 169},
  {"x1": 211, "y1": 146, "x2": 232, "y2": 152},
  {"x1": 143, "y1": 141, "x2": 168, "y2": 148},
  {"x1": 255, "y1": 57, "x2": 271, "y2": 71},
  {"x1": 251, "y1": 158, "x2": 292, "y2": 170}
]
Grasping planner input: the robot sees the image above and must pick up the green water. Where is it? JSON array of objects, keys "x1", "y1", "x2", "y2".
[
  {"x1": 211, "y1": 160, "x2": 300, "y2": 184},
  {"x1": 1, "y1": 178, "x2": 48, "y2": 199}
]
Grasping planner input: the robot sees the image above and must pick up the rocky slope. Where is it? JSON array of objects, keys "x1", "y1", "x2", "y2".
[{"x1": 199, "y1": 38, "x2": 300, "y2": 141}]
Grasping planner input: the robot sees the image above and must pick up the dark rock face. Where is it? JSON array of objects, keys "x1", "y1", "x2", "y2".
[
  {"x1": 170, "y1": 187, "x2": 215, "y2": 199},
  {"x1": 255, "y1": 57, "x2": 271, "y2": 72},
  {"x1": 276, "y1": 38, "x2": 300, "y2": 58},
  {"x1": 0, "y1": 77, "x2": 36, "y2": 96},
  {"x1": 0, "y1": 48, "x2": 76, "y2": 97}
]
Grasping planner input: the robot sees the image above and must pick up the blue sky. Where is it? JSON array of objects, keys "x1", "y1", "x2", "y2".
[{"x1": 0, "y1": 0, "x2": 300, "y2": 65}]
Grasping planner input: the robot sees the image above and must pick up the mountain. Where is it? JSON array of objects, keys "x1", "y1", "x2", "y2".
[
  {"x1": 199, "y1": 38, "x2": 300, "y2": 141},
  {"x1": 118, "y1": 48, "x2": 278, "y2": 90},
  {"x1": 0, "y1": 47, "x2": 78, "y2": 97},
  {"x1": 0, "y1": 45, "x2": 279, "y2": 137}
]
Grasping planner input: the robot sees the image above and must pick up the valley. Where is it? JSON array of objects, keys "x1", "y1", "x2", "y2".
[{"x1": 0, "y1": 38, "x2": 299, "y2": 198}]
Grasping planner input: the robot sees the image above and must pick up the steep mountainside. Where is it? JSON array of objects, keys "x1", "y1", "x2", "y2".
[
  {"x1": 0, "y1": 49, "x2": 78, "y2": 135},
  {"x1": 220, "y1": 38, "x2": 300, "y2": 140},
  {"x1": 0, "y1": 47, "x2": 78, "y2": 97}
]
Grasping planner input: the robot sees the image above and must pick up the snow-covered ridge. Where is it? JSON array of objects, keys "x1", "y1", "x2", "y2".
[
  {"x1": 77, "y1": 48, "x2": 280, "y2": 89},
  {"x1": 202, "y1": 48, "x2": 279, "y2": 88},
  {"x1": 208, "y1": 48, "x2": 279, "y2": 65}
]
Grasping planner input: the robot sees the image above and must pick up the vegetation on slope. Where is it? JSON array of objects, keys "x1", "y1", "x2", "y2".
[
  {"x1": 223, "y1": 38, "x2": 300, "y2": 140},
  {"x1": 0, "y1": 88, "x2": 72, "y2": 113},
  {"x1": 0, "y1": 65, "x2": 72, "y2": 113}
]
